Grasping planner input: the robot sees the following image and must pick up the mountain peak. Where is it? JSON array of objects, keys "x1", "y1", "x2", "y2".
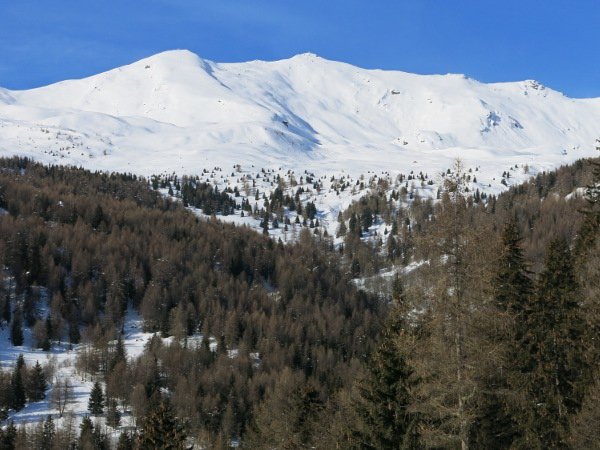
[
  {"x1": 133, "y1": 49, "x2": 211, "y2": 71},
  {"x1": 289, "y1": 52, "x2": 320, "y2": 60},
  {"x1": 1, "y1": 50, "x2": 599, "y2": 182}
]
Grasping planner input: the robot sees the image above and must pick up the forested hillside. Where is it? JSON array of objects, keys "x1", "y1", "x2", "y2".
[{"x1": 0, "y1": 155, "x2": 598, "y2": 449}]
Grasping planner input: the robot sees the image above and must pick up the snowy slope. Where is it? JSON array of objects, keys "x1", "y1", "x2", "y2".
[{"x1": 0, "y1": 49, "x2": 598, "y2": 184}]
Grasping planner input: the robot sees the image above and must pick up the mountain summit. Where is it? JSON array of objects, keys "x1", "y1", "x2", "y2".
[{"x1": 0, "y1": 50, "x2": 599, "y2": 177}]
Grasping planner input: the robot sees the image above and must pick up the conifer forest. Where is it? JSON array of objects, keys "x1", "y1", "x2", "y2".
[{"x1": 0, "y1": 154, "x2": 598, "y2": 449}]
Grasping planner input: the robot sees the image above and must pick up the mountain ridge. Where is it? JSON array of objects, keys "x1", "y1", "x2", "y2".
[{"x1": 0, "y1": 49, "x2": 598, "y2": 183}]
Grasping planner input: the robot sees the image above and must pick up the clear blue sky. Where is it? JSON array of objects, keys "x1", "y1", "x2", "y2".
[{"x1": 1, "y1": 0, "x2": 598, "y2": 97}]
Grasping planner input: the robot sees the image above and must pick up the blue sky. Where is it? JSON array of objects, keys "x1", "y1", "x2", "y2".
[{"x1": 1, "y1": 0, "x2": 598, "y2": 97}]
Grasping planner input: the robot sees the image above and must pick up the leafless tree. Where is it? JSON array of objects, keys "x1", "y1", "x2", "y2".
[{"x1": 51, "y1": 377, "x2": 73, "y2": 417}]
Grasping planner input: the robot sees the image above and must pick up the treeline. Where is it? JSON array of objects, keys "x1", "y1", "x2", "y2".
[
  {"x1": 335, "y1": 158, "x2": 596, "y2": 281},
  {"x1": 158, "y1": 171, "x2": 322, "y2": 234}
]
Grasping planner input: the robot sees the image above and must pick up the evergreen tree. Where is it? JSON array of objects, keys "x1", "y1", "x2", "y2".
[
  {"x1": 27, "y1": 360, "x2": 47, "y2": 402},
  {"x1": 92, "y1": 426, "x2": 109, "y2": 449},
  {"x1": 69, "y1": 322, "x2": 81, "y2": 345},
  {"x1": 337, "y1": 220, "x2": 347, "y2": 237},
  {"x1": 10, "y1": 355, "x2": 26, "y2": 410},
  {"x1": 387, "y1": 235, "x2": 399, "y2": 261},
  {"x1": 0, "y1": 420, "x2": 16, "y2": 450},
  {"x1": 109, "y1": 335, "x2": 126, "y2": 372},
  {"x1": 493, "y1": 220, "x2": 533, "y2": 315},
  {"x1": 137, "y1": 397, "x2": 187, "y2": 450},
  {"x1": 10, "y1": 308, "x2": 23, "y2": 346},
  {"x1": 88, "y1": 381, "x2": 104, "y2": 415},
  {"x1": 40, "y1": 415, "x2": 55, "y2": 450},
  {"x1": 79, "y1": 416, "x2": 96, "y2": 449},
  {"x1": 116, "y1": 432, "x2": 134, "y2": 450},
  {"x1": 78, "y1": 415, "x2": 108, "y2": 449},
  {"x1": 352, "y1": 278, "x2": 420, "y2": 449},
  {"x1": 106, "y1": 398, "x2": 121, "y2": 428},
  {"x1": 515, "y1": 238, "x2": 588, "y2": 448},
  {"x1": 471, "y1": 220, "x2": 533, "y2": 449}
]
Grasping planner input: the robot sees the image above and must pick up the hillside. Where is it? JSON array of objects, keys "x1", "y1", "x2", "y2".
[
  {"x1": 0, "y1": 50, "x2": 598, "y2": 184},
  {"x1": 0, "y1": 155, "x2": 597, "y2": 448}
]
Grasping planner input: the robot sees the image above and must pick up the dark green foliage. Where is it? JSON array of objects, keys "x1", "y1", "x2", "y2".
[
  {"x1": 10, "y1": 355, "x2": 26, "y2": 411},
  {"x1": 88, "y1": 381, "x2": 104, "y2": 415},
  {"x1": 109, "y1": 335, "x2": 126, "y2": 372},
  {"x1": 40, "y1": 415, "x2": 55, "y2": 450},
  {"x1": 10, "y1": 308, "x2": 23, "y2": 346},
  {"x1": 77, "y1": 416, "x2": 110, "y2": 450},
  {"x1": 106, "y1": 398, "x2": 121, "y2": 428},
  {"x1": 515, "y1": 238, "x2": 588, "y2": 448},
  {"x1": 494, "y1": 220, "x2": 533, "y2": 314},
  {"x1": 69, "y1": 323, "x2": 81, "y2": 345},
  {"x1": 116, "y1": 432, "x2": 134, "y2": 450},
  {"x1": 304, "y1": 201, "x2": 317, "y2": 220},
  {"x1": 78, "y1": 415, "x2": 108, "y2": 450},
  {"x1": 79, "y1": 416, "x2": 94, "y2": 446},
  {"x1": 352, "y1": 280, "x2": 420, "y2": 449},
  {"x1": 471, "y1": 221, "x2": 533, "y2": 449},
  {"x1": 387, "y1": 234, "x2": 399, "y2": 260},
  {"x1": 0, "y1": 421, "x2": 16, "y2": 450},
  {"x1": 26, "y1": 361, "x2": 47, "y2": 402},
  {"x1": 137, "y1": 397, "x2": 187, "y2": 450},
  {"x1": 180, "y1": 180, "x2": 236, "y2": 215}
]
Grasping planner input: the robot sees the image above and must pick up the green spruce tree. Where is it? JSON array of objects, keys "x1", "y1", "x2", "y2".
[
  {"x1": 493, "y1": 220, "x2": 533, "y2": 315},
  {"x1": 79, "y1": 415, "x2": 95, "y2": 449},
  {"x1": 0, "y1": 420, "x2": 16, "y2": 450},
  {"x1": 352, "y1": 277, "x2": 420, "y2": 449},
  {"x1": 10, "y1": 308, "x2": 23, "y2": 346},
  {"x1": 40, "y1": 415, "x2": 55, "y2": 450},
  {"x1": 88, "y1": 381, "x2": 105, "y2": 415},
  {"x1": 27, "y1": 361, "x2": 47, "y2": 402},
  {"x1": 10, "y1": 355, "x2": 26, "y2": 410},
  {"x1": 109, "y1": 335, "x2": 127, "y2": 372},
  {"x1": 515, "y1": 238, "x2": 588, "y2": 448},
  {"x1": 106, "y1": 398, "x2": 121, "y2": 428},
  {"x1": 116, "y1": 431, "x2": 134, "y2": 450},
  {"x1": 471, "y1": 220, "x2": 534, "y2": 449}
]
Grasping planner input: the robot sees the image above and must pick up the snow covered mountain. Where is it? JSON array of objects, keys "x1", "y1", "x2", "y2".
[{"x1": 0, "y1": 49, "x2": 599, "y2": 181}]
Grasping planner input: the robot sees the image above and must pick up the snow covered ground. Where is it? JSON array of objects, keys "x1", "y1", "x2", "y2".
[
  {"x1": 0, "y1": 50, "x2": 598, "y2": 244},
  {"x1": 0, "y1": 49, "x2": 597, "y2": 191},
  {"x1": 1, "y1": 50, "x2": 597, "y2": 244},
  {"x1": 0, "y1": 307, "x2": 171, "y2": 435}
]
